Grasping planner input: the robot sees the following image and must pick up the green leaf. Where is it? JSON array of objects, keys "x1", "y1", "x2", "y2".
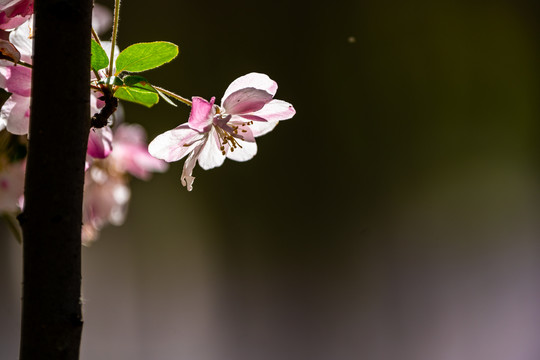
[
  {"x1": 114, "y1": 86, "x2": 159, "y2": 108},
  {"x1": 115, "y1": 41, "x2": 179, "y2": 75},
  {"x1": 91, "y1": 39, "x2": 109, "y2": 71},
  {"x1": 122, "y1": 76, "x2": 177, "y2": 107},
  {"x1": 97, "y1": 76, "x2": 124, "y2": 86},
  {"x1": 122, "y1": 75, "x2": 158, "y2": 95},
  {"x1": 123, "y1": 75, "x2": 152, "y2": 87}
]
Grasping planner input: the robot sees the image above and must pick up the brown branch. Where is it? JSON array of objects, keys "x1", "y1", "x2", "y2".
[
  {"x1": 18, "y1": 0, "x2": 93, "y2": 359},
  {"x1": 91, "y1": 87, "x2": 118, "y2": 128}
]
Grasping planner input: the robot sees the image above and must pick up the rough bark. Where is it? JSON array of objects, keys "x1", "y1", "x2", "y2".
[{"x1": 18, "y1": 0, "x2": 93, "y2": 359}]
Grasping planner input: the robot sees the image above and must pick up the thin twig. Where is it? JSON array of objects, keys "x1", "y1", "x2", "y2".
[
  {"x1": 152, "y1": 85, "x2": 192, "y2": 107},
  {"x1": 107, "y1": 0, "x2": 121, "y2": 88}
]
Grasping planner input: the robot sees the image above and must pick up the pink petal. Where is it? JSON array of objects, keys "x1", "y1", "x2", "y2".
[
  {"x1": 227, "y1": 99, "x2": 294, "y2": 138},
  {"x1": 249, "y1": 99, "x2": 296, "y2": 122},
  {"x1": 233, "y1": 114, "x2": 268, "y2": 122},
  {"x1": 129, "y1": 151, "x2": 168, "y2": 179},
  {"x1": 111, "y1": 123, "x2": 168, "y2": 179},
  {"x1": 222, "y1": 88, "x2": 273, "y2": 115},
  {"x1": 148, "y1": 124, "x2": 205, "y2": 162},
  {"x1": 224, "y1": 121, "x2": 256, "y2": 142},
  {"x1": 221, "y1": 73, "x2": 278, "y2": 104},
  {"x1": 113, "y1": 143, "x2": 168, "y2": 179},
  {"x1": 188, "y1": 96, "x2": 215, "y2": 133},
  {"x1": 114, "y1": 123, "x2": 147, "y2": 146},
  {"x1": 5, "y1": 65, "x2": 31, "y2": 96},
  {"x1": 0, "y1": 15, "x2": 28, "y2": 30},
  {"x1": 87, "y1": 126, "x2": 113, "y2": 159},
  {"x1": 90, "y1": 91, "x2": 106, "y2": 114},
  {"x1": 0, "y1": 0, "x2": 32, "y2": 30}
]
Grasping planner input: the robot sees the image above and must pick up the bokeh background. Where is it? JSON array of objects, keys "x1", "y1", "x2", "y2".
[{"x1": 2, "y1": 0, "x2": 540, "y2": 359}]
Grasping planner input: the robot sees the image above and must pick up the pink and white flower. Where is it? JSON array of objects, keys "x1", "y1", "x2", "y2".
[{"x1": 148, "y1": 72, "x2": 295, "y2": 191}]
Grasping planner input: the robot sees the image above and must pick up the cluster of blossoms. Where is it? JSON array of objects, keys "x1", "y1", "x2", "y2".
[
  {"x1": 0, "y1": 2, "x2": 167, "y2": 243},
  {"x1": 0, "y1": 0, "x2": 295, "y2": 243}
]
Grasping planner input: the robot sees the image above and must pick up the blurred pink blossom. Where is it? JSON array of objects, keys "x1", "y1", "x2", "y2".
[
  {"x1": 82, "y1": 124, "x2": 167, "y2": 244},
  {"x1": 110, "y1": 123, "x2": 168, "y2": 180},
  {"x1": 82, "y1": 165, "x2": 130, "y2": 245}
]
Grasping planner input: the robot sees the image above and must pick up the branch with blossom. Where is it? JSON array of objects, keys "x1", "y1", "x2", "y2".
[
  {"x1": 0, "y1": 0, "x2": 295, "y2": 242},
  {"x1": 0, "y1": 0, "x2": 295, "y2": 358}
]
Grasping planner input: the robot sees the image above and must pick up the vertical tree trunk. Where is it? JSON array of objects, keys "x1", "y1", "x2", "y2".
[{"x1": 18, "y1": 0, "x2": 93, "y2": 359}]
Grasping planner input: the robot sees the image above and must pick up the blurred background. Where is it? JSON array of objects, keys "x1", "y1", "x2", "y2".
[{"x1": 2, "y1": 0, "x2": 540, "y2": 358}]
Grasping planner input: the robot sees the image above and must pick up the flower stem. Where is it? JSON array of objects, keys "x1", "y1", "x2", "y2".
[
  {"x1": 0, "y1": 58, "x2": 33, "y2": 68},
  {"x1": 152, "y1": 85, "x2": 192, "y2": 107},
  {"x1": 91, "y1": 27, "x2": 101, "y2": 46},
  {"x1": 107, "y1": 0, "x2": 121, "y2": 88},
  {"x1": 17, "y1": 60, "x2": 32, "y2": 69}
]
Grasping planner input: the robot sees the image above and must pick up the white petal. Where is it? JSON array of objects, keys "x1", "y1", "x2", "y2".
[
  {"x1": 181, "y1": 144, "x2": 204, "y2": 191},
  {"x1": 197, "y1": 127, "x2": 226, "y2": 170},
  {"x1": 226, "y1": 139, "x2": 257, "y2": 162},
  {"x1": 148, "y1": 124, "x2": 204, "y2": 162},
  {"x1": 221, "y1": 73, "x2": 278, "y2": 105},
  {"x1": 1, "y1": 94, "x2": 30, "y2": 135},
  {"x1": 9, "y1": 18, "x2": 33, "y2": 62},
  {"x1": 246, "y1": 120, "x2": 279, "y2": 138}
]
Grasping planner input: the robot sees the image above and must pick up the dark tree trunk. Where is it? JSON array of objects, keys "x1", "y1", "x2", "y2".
[{"x1": 18, "y1": 0, "x2": 93, "y2": 359}]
